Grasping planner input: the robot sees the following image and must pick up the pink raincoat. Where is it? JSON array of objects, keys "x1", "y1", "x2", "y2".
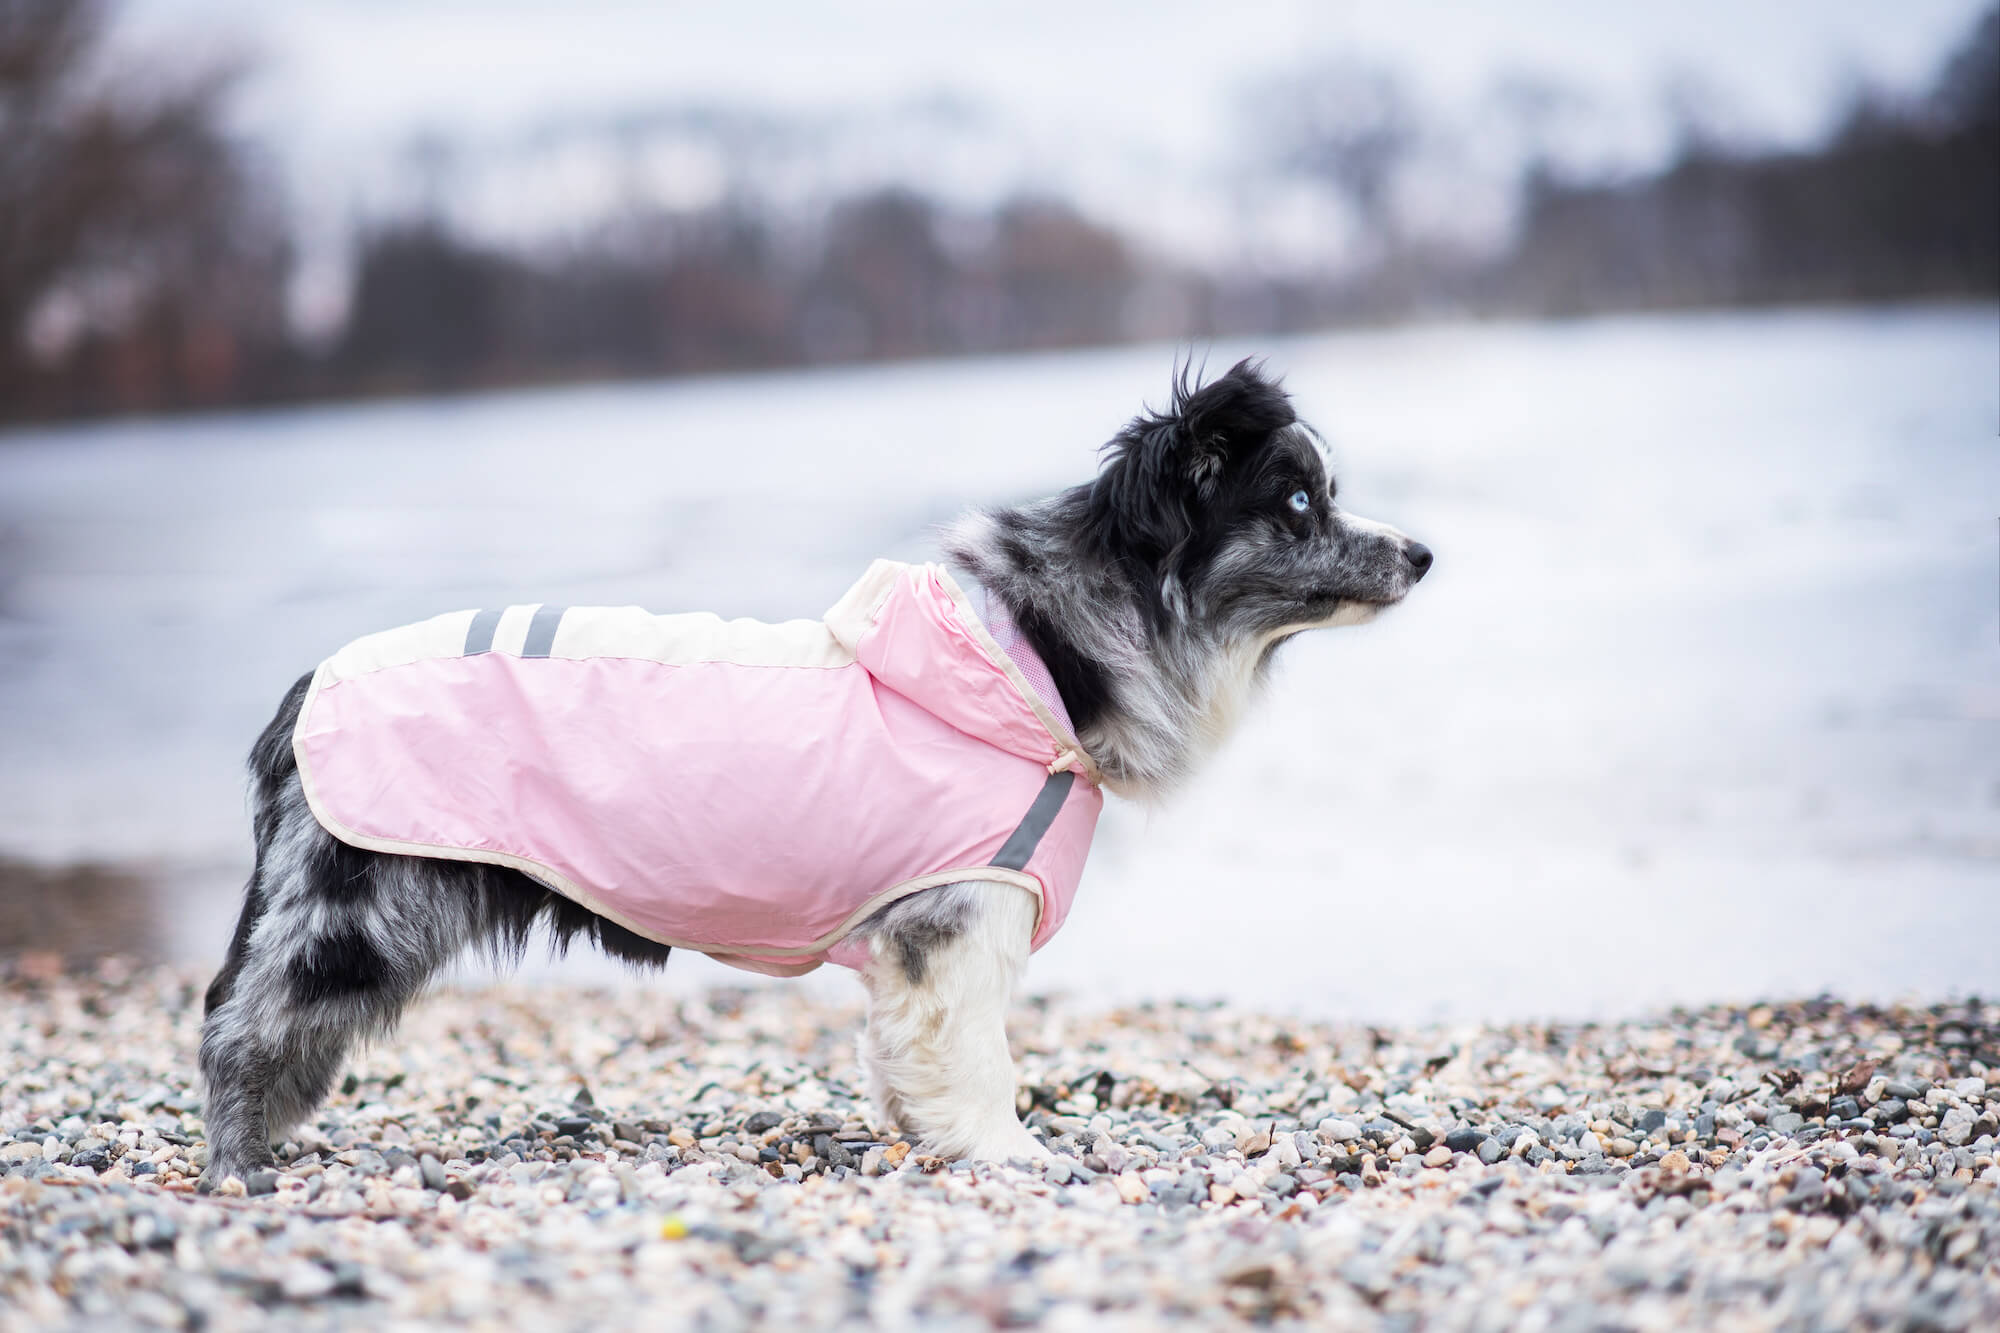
[{"x1": 292, "y1": 560, "x2": 1103, "y2": 975}]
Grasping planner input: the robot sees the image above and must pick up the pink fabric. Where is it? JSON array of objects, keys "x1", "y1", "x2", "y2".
[
  {"x1": 294, "y1": 564, "x2": 1101, "y2": 974},
  {"x1": 966, "y1": 584, "x2": 1072, "y2": 737}
]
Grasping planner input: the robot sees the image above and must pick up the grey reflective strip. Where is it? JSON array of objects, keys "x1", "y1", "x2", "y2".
[
  {"x1": 521, "y1": 604, "x2": 566, "y2": 658},
  {"x1": 462, "y1": 608, "x2": 503, "y2": 655},
  {"x1": 989, "y1": 770, "x2": 1075, "y2": 871}
]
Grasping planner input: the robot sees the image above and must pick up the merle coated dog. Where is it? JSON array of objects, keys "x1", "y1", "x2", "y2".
[{"x1": 199, "y1": 360, "x2": 1431, "y2": 1183}]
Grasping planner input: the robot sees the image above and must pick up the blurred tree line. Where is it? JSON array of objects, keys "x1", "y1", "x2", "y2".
[
  {"x1": 330, "y1": 192, "x2": 1156, "y2": 392},
  {"x1": 1, "y1": 0, "x2": 291, "y2": 418},
  {"x1": 1, "y1": 0, "x2": 1993, "y2": 423},
  {"x1": 1488, "y1": 8, "x2": 1999, "y2": 315}
]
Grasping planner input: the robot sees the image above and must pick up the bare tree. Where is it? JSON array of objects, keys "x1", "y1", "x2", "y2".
[
  {"x1": 1254, "y1": 60, "x2": 1420, "y2": 249},
  {"x1": 1486, "y1": 72, "x2": 1593, "y2": 180},
  {"x1": 0, "y1": 0, "x2": 288, "y2": 415},
  {"x1": 1933, "y1": 4, "x2": 1998, "y2": 129}
]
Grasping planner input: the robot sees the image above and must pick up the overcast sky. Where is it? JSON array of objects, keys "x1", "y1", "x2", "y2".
[
  {"x1": 117, "y1": 0, "x2": 1993, "y2": 315},
  {"x1": 129, "y1": 0, "x2": 1986, "y2": 148}
]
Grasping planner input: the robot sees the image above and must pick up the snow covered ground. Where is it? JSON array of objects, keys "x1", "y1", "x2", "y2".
[{"x1": 1, "y1": 304, "x2": 1994, "y2": 1020}]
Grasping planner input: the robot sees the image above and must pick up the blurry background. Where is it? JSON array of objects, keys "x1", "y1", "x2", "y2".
[{"x1": 1, "y1": 0, "x2": 1995, "y2": 1020}]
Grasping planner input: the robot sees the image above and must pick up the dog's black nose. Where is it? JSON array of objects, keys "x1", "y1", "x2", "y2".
[{"x1": 1405, "y1": 542, "x2": 1433, "y2": 581}]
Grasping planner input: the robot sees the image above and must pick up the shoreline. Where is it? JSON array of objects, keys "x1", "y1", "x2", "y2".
[{"x1": 2, "y1": 962, "x2": 1995, "y2": 1329}]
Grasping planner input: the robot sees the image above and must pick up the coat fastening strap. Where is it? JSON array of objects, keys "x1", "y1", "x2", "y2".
[{"x1": 989, "y1": 770, "x2": 1075, "y2": 871}]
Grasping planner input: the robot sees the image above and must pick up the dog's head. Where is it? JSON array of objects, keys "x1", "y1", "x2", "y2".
[{"x1": 1086, "y1": 359, "x2": 1431, "y2": 646}]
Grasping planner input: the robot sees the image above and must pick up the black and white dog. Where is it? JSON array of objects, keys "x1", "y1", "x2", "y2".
[{"x1": 198, "y1": 359, "x2": 1430, "y2": 1184}]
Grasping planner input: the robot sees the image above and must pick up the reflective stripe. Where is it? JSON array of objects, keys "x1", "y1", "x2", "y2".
[
  {"x1": 522, "y1": 605, "x2": 566, "y2": 658},
  {"x1": 989, "y1": 770, "x2": 1075, "y2": 871},
  {"x1": 462, "y1": 609, "x2": 503, "y2": 656}
]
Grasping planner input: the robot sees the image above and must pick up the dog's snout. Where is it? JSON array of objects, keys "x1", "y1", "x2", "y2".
[{"x1": 1404, "y1": 541, "x2": 1433, "y2": 581}]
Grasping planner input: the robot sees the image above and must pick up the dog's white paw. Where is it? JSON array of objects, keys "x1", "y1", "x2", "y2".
[{"x1": 960, "y1": 1125, "x2": 1051, "y2": 1165}]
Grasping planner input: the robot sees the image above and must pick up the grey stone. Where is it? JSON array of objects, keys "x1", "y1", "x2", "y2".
[
  {"x1": 245, "y1": 1169, "x2": 280, "y2": 1196},
  {"x1": 1444, "y1": 1128, "x2": 1486, "y2": 1154},
  {"x1": 1939, "y1": 1108, "x2": 1976, "y2": 1147},
  {"x1": 420, "y1": 1154, "x2": 447, "y2": 1191},
  {"x1": 347, "y1": 1149, "x2": 389, "y2": 1176},
  {"x1": 1780, "y1": 1171, "x2": 1824, "y2": 1209},
  {"x1": 1636, "y1": 1110, "x2": 1669, "y2": 1136},
  {"x1": 812, "y1": 1135, "x2": 855, "y2": 1169},
  {"x1": 1317, "y1": 1117, "x2": 1361, "y2": 1143},
  {"x1": 1768, "y1": 1113, "x2": 1805, "y2": 1137},
  {"x1": 279, "y1": 1260, "x2": 337, "y2": 1301},
  {"x1": 1476, "y1": 1138, "x2": 1505, "y2": 1165}
]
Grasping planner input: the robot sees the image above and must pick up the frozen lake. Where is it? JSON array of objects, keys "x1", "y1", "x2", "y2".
[{"x1": 2, "y1": 305, "x2": 1995, "y2": 1021}]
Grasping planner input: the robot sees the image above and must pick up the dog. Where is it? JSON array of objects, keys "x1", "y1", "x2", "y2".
[{"x1": 198, "y1": 359, "x2": 1431, "y2": 1184}]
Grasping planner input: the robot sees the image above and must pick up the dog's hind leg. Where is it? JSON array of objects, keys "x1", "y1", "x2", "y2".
[
  {"x1": 200, "y1": 823, "x2": 489, "y2": 1184},
  {"x1": 853, "y1": 882, "x2": 1048, "y2": 1163},
  {"x1": 201, "y1": 679, "x2": 485, "y2": 1185},
  {"x1": 198, "y1": 869, "x2": 280, "y2": 1182}
]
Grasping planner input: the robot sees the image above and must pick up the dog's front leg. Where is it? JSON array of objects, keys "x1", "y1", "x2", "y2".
[{"x1": 854, "y1": 882, "x2": 1049, "y2": 1162}]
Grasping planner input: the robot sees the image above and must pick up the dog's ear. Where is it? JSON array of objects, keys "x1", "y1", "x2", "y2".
[
  {"x1": 1089, "y1": 359, "x2": 1296, "y2": 573},
  {"x1": 1165, "y1": 359, "x2": 1296, "y2": 496}
]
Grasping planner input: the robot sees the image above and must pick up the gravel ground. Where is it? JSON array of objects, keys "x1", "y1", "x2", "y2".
[{"x1": 2, "y1": 959, "x2": 1996, "y2": 1331}]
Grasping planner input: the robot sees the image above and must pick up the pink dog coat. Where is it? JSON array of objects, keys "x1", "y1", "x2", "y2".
[{"x1": 292, "y1": 560, "x2": 1103, "y2": 976}]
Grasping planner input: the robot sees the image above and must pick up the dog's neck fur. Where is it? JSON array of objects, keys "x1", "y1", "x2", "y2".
[{"x1": 943, "y1": 496, "x2": 1278, "y2": 801}]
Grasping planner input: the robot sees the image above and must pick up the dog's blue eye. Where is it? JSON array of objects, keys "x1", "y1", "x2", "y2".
[{"x1": 1288, "y1": 489, "x2": 1311, "y2": 513}]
